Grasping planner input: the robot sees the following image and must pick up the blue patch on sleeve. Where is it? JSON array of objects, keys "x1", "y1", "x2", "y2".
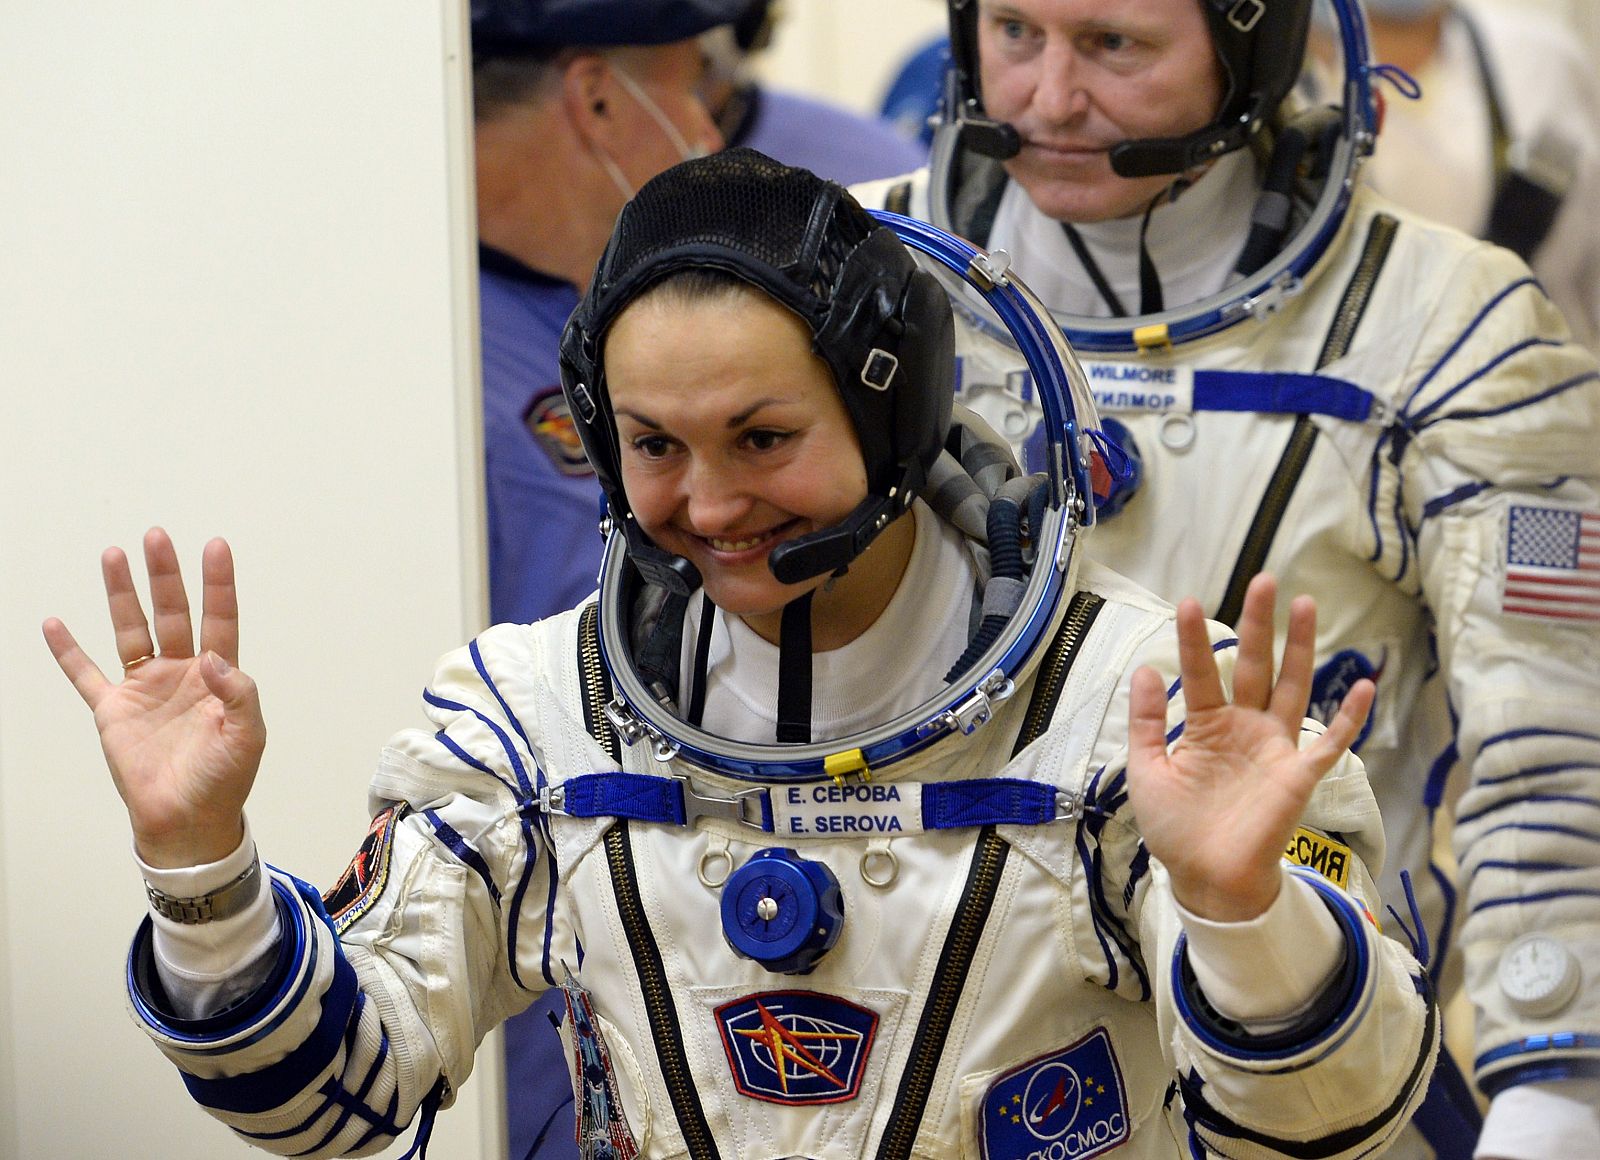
[{"x1": 981, "y1": 1028, "x2": 1130, "y2": 1160}]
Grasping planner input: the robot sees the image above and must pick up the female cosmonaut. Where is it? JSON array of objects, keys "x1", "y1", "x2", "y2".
[{"x1": 45, "y1": 149, "x2": 1435, "y2": 1159}]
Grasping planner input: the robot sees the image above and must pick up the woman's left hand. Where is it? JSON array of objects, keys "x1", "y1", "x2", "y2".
[{"x1": 1124, "y1": 572, "x2": 1374, "y2": 923}]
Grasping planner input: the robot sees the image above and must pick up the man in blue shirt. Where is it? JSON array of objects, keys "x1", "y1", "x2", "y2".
[
  {"x1": 470, "y1": 4, "x2": 743, "y2": 1154},
  {"x1": 473, "y1": 0, "x2": 736, "y2": 629}
]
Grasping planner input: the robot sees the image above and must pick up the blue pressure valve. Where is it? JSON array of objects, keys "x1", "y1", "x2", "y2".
[{"x1": 721, "y1": 848, "x2": 844, "y2": 975}]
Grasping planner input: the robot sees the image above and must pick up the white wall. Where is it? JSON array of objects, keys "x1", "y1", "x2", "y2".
[
  {"x1": 760, "y1": 0, "x2": 1600, "y2": 117},
  {"x1": 756, "y1": 0, "x2": 949, "y2": 116},
  {"x1": 0, "y1": 3, "x2": 502, "y2": 1158}
]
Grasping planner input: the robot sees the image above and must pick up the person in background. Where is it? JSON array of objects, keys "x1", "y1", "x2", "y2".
[
  {"x1": 1312, "y1": 0, "x2": 1600, "y2": 350},
  {"x1": 855, "y1": 0, "x2": 1600, "y2": 1155},
  {"x1": 698, "y1": 0, "x2": 927, "y2": 185},
  {"x1": 470, "y1": 1, "x2": 740, "y2": 1154}
]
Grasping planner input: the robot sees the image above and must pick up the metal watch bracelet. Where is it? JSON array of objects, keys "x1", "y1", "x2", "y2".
[{"x1": 144, "y1": 857, "x2": 263, "y2": 924}]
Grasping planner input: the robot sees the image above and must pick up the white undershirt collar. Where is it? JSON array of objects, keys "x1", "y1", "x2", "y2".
[
  {"x1": 991, "y1": 149, "x2": 1261, "y2": 318},
  {"x1": 685, "y1": 500, "x2": 976, "y2": 745}
]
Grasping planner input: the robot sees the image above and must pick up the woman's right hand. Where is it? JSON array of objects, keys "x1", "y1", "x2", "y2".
[{"x1": 43, "y1": 527, "x2": 265, "y2": 869}]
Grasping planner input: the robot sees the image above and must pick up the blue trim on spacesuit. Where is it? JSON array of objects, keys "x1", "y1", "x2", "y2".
[
  {"x1": 1420, "y1": 369, "x2": 1600, "y2": 426},
  {"x1": 424, "y1": 810, "x2": 503, "y2": 906},
  {"x1": 1163, "y1": 638, "x2": 1239, "y2": 704},
  {"x1": 179, "y1": 912, "x2": 359, "y2": 1114},
  {"x1": 1476, "y1": 760, "x2": 1600, "y2": 787},
  {"x1": 236, "y1": 997, "x2": 405, "y2": 1152},
  {"x1": 1409, "y1": 336, "x2": 1566, "y2": 425},
  {"x1": 1484, "y1": 726, "x2": 1600, "y2": 751},
  {"x1": 1457, "y1": 793, "x2": 1600, "y2": 827},
  {"x1": 1471, "y1": 887, "x2": 1600, "y2": 914},
  {"x1": 1157, "y1": 637, "x2": 1237, "y2": 750},
  {"x1": 1477, "y1": 1035, "x2": 1600, "y2": 1092},
  {"x1": 1169, "y1": 871, "x2": 1373, "y2": 1067},
  {"x1": 128, "y1": 876, "x2": 315, "y2": 1050},
  {"x1": 1363, "y1": 282, "x2": 1586, "y2": 587},
  {"x1": 1421, "y1": 480, "x2": 1493, "y2": 520},
  {"x1": 1077, "y1": 762, "x2": 1151, "y2": 1000},
  {"x1": 1403, "y1": 278, "x2": 1541, "y2": 406},
  {"x1": 1478, "y1": 821, "x2": 1600, "y2": 845},
  {"x1": 422, "y1": 688, "x2": 536, "y2": 798},
  {"x1": 429, "y1": 729, "x2": 503, "y2": 782},
  {"x1": 471, "y1": 639, "x2": 531, "y2": 753},
  {"x1": 1473, "y1": 859, "x2": 1591, "y2": 875},
  {"x1": 424, "y1": 675, "x2": 559, "y2": 986}
]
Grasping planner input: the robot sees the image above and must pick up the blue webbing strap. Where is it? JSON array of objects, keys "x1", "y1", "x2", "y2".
[
  {"x1": 549, "y1": 772, "x2": 1069, "y2": 831},
  {"x1": 922, "y1": 778, "x2": 1060, "y2": 828},
  {"x1": 1192, "y1": 370, "x2": 1378, "y2": 422}
]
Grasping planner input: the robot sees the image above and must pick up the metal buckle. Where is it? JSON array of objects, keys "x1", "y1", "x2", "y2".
[
  {"x1": 1226, "y1": 0, "x2": 1264, "y2": 33},
  {"x1": 1227, "y1": 270, "x2": 1303, "y2": 322},
  {"x1": 680, "y1": 779, "x2": 766, "y2": 829},
  {"x1": 604, "y1": 697, "x2": 650, "y2": 746},
  {"x1": 1055, "y1": 790, "x2": 1085, "y2": 822},
  {"x1": 919, "y1": 670, "x2": 1016, "y2": 737},
  {"x1": 604, "y1": 697, "x2": 682, "y2": 762},
  {"x1": 861, "y1": 349, "x2": 900, "y2": 391},
  {"x1": 967, "y1": 248, "x2": 1013, "y2": 291},
  {"x1": 537, "y1": 784, "x2": 569, "y2": 816}
]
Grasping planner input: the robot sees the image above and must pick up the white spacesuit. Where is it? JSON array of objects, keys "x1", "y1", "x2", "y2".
[
  {"x1": 855, "y1": 0, "x2": 1600, "y2": 1154},
  {"x1": 118, "y1": 152, "x2": 1438, "y2": 1160}
]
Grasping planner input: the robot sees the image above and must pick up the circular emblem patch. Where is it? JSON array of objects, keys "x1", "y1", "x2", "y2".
[
  {"x1": 1309, "y1": 648, "x2": 1381, "y2": 750},
  {"x1": 524, "y1": 388, "x2": 594, "y2": 476}
]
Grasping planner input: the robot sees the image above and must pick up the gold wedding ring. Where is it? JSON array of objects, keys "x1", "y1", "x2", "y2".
[{"x1": 121, "y1": 652, "x2": 158, "y2": 672}]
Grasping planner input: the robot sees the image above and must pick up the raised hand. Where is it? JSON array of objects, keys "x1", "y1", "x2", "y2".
[
  {"x1": 1124, "y1": 573, "x2": 1374, "y2": 923},
  {"x1": 43, "y1": 528, "x2": 265, "y2": 869}
]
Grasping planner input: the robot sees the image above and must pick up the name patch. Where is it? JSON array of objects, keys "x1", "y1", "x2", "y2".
[
  {"x1": 773, "y1": 782, "x2": 921, "y2": 836},
  {"x1": 1283, "y1": 827, "x2": 1352, "y2": 889},
  {"x1": 981, "y1": 1028, "x2": 1131, "y2": 1160},
  {"x1": 1083, "y1": 360, "x2": 1194, "y2": 415},
  {"x1": 715, "y1": 991, "x2": 878, "y2": 1105}
]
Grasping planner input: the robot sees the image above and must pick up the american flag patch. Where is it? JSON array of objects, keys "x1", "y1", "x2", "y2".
[{"x1": 1502, "y1": 505, "x2": 1600, "y2": 622}]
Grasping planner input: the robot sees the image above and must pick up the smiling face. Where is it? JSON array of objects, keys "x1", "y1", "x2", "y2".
[
  {"x1": 604, "y1": 280, "x2": 915, "y2": 648},
  {"x1": 976, "y1": 0, "x2": 1225, "y2": 222}
]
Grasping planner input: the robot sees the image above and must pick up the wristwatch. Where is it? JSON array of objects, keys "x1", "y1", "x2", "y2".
[
  {"x1": 1497, "y1": 932, "x2": 1582, "y2": 1018},
  {"x1": 144, "y1": 858, "x2": 263, "y2": 924}
]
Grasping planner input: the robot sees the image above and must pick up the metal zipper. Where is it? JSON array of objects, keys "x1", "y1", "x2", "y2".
[
  {"x1": 1214, "y1": 214, "x2": 1400, "y2": 628},
  {"x1": 605, "y1": 822, "x2": 721, "y2": 1160},
  {"x1": 579, "y1": 603, "x2": 621, "y2": 765},
  {"x1": 1012, "y1": 591, "x2": 1105, "y2": 756},
  {"x1": 581, "y1": 607, "x2": 717, "y2": 1153},
  {"x1": 871, "y1": 594, "x2": 1103, "y2": 1155},
  {"x1": 874, "y1": 826, "x2": 1011, "y2": 1160},
  {"x1": 1317, "y1": 214, "x2": 1400, "y2": 368}
]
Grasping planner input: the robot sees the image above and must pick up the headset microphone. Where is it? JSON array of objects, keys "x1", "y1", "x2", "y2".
[{"x1": 960, "y1": 116, "x2": 1021, "y2": 161}]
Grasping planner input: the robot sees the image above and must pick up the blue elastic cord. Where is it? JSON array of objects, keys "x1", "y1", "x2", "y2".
[
  {"x1": 394, "y1": 1079, "x2": 447, "y2": 1160},
  {"x1": 1370, "y1": 63, "x2": 1423, "y2": 101},
  {"x1": 1384, "y1": 869, "x2": 1431, "y2": 969}
]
